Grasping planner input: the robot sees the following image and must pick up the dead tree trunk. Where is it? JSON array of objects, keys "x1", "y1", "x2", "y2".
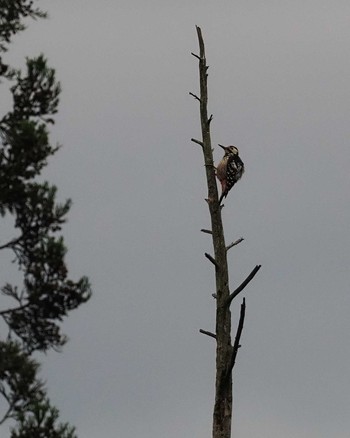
[{"x1": 190, "y1": 26, "x2": 261, "y2": 438}]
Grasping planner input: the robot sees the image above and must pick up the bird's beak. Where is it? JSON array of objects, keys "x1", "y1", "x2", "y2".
[{"x1": 218, "y1": 144, "x2": 226, "y2": 150}]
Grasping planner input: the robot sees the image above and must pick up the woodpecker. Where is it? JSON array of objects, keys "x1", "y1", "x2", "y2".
[{"x1": 216, "y1": 144, "x2": 244, "y2": 205}]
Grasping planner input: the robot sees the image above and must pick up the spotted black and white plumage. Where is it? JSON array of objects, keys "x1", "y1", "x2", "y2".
[{"x1": 216, "y1": 145, "x2": 244, "y2": 204}]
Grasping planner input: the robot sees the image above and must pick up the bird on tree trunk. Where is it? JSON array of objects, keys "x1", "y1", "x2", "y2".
[{"x1": 216, "y1": 144, "x2": 244, "y2": 205}]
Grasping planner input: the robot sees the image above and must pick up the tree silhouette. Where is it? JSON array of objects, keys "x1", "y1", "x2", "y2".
[{"x1": 0, "y1": 2, "x2": 91, "y2": 436}]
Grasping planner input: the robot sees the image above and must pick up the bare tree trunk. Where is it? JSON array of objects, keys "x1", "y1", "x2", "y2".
[{"x1": 190, "y1": 26, "x2": 261, "y2": 438}]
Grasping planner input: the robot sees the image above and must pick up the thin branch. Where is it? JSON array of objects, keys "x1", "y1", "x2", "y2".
[
  {"x1": 208, "y1": 114, "x2": 213, "y2": 125},
  {"x1": 204, "y1": 252, "x2": 219, "y2": 268},
  {"x1": 226, "y1": 237, "x2": 244, "y2": 252},
  {"x1": 201, "y1": 228, "x2": 212, "y2": 235},
  {"x1": 199, "y1": 329, "x2": 216, "y2": 339},
  {"x1": 0, "y1": 403, "x2": 14, "y2": 425},
  {"x1": 0, "y1": 227, "x2": 33, "y2": 251},
  {"x1": 191, "y1": 52, "x2": 201, "y2": 61},
  {"x1": 0, "y1": 235, "x2": 22, "y2": 250},
  {"x1": 225, "y1": 265, "x2": 261, "y2": 307},
  {"x1": 189, "y1": 92, "x2": 201, "y2": 102},
  {"x1": 0, "y1": 303, "x2": 30, "y2": 316},
  {"x1": 191, "y1": 138, "x2": 204, "y2": 147},
  {"x1": 226, "y1": 298, "x2": 246, "y2": 377},
  {"x1": 0, "y1": 390, "x2": 16, "y2": 425}
]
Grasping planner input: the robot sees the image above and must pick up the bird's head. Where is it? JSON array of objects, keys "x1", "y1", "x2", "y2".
[{"x1": 218, "y1": 144, "x2": 239, "y2": 156}]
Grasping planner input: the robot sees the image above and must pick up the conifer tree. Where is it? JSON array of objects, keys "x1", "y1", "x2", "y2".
[{"x1": 0, "y1": 2, "x2": 91, "y2": 436}]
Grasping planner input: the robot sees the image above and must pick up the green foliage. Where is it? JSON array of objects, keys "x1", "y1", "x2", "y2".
[
  {"x1": 0, "y1": 341, "x2": 44, "y2": 423},
  {"x1": 0, "y1": 9, "x2": 91, "y2": 356},
  {"x1": 0, "y1": 55, "x2": 61, "y2": 216},
  {"x1": 0, "y1": 1, "x2": 91, "y2": 436},
  {"x1": 0, "y1": 121, "x2": 54, "y2": 183},
  {"x1": 0, "y1": 56, "x2": 92, "y2": 354},
  {"x1": 0, "y1": 1, "x2": 47, "y2": 79},
  {"x1": 0, "y1": 0, "x2": 46, "y2": 51},
  {"x1": 8, "y1": 55, "x2": 61, "y2": 122},
  {"x1": 10, "y1": 398, "x2": 77, "y2": 438}
]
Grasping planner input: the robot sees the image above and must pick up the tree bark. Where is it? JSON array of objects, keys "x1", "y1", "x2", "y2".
[
  {"x1": 191, "y1": 26, "x2": 261, "y2": 438},
  {"x1": 191, "y1": 25, "x2": 233, "y2": 438}
]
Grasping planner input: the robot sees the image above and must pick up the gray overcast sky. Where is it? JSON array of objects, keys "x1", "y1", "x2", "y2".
[{"x1": 2, "y1": 1, "x2": 350, "y2": 437}]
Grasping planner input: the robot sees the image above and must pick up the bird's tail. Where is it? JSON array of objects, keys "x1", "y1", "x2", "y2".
[{"x1": 218, "y1": 191, "x2": 226, "y2": 205}]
